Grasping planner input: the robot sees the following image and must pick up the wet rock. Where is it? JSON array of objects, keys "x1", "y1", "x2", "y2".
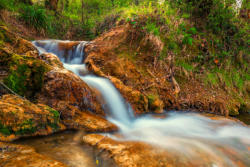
[
  {"x1": 36, "y1": 55, "x2": 117, "y2": 132},
  {"x1": 63, "y1": 110, "x2": 118, "y2": 132},
  {"x1": 83, "y1": 133, "x2": 249, "y2": 167},
  {"x1": 0, "y1": 94, "x2": 66, "y2": 142},
  {"x1": 39, "y1": 53, "x2": 64, "y2": 68},
  {"x1": 0, "y1": 32, "x2": 50, "y2": 98},
  {"x1": 37, "y1": 68, "x2": 104, "y2": 116},
  {"x1": 84, "y1": 25, "x2": 167, "y2": 114},
  {"x1": 84, "y1": 25, "x2": 243, "y2": 116},
  {"x1": 1, "y1": 25, "x2": 116, "y2": 134},
  {"x1": 0, "y1": 25, "x2": 36, "y2": 55},
  {"x1": 0, "y1": 142, "x2": 67, "y2": 167}
]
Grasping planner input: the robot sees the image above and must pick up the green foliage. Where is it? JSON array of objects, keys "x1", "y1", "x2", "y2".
[
  {"x1": 0, "y1": 0, "x2": 7, "y2": 10},
  {"x1": 176, "y1": 60, "x2": 194, "y2": 71},
  {"x1": 48, "y1": 122, "x2": 59, "y2": 131},
  {"x1": 178, "y1": 23, "x2": 197, "y2": 46},
  {"x1": 206, "y1": 1, "x2": 237, "y2": 36},
  {"x1": 205, "y1": 73, "x2": 218, "y2": 86},
  {"x1": 0, "y1": 0, "x2": 15, "y2": 11},
  {"x1": 19, "y1": 5, "x2": 49, "y2": 30},
  {"x1": 144, "y1": 21, "x2": 160, "y2": 36}
]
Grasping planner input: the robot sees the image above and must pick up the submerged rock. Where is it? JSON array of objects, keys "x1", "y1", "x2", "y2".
[
  {"x1": 0, "y1": 94, "x2": 66, "y2": 142},
  {"x1": 0, "y1": 142, "x2": 67, "y2": 167}
]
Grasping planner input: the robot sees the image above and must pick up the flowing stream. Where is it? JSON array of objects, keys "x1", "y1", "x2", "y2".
[{"x1": 30, "y1": 40, "x2": 250, "y2": 167}]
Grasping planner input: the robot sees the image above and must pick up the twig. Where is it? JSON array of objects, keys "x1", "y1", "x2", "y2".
[{"x1": 0, "y1": 81, "x2": 25, "y2": 100}]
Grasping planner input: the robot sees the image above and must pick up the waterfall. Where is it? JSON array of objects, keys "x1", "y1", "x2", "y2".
[
  {"x1": 33, "y1": 40, "x2": 87, "y2": 64},
  {"x1": 33, "y1": 40, "x2": 133, "y2": 125},
  {"x1": 33, "y1": 40, "x2": 250, "y2": 166}
]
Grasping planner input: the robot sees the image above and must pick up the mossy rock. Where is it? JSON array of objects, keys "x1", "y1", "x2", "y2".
[
  {"x1": 0, "y1": 25, "x2": 50, "y2": 98},
  {"x1": 0, "y1": 94, "x2": 65, "y2": 141},
  {"x1": 1, "y1": 48, "x2": 50, "y2": 98},
  {"x1": 147, "y1": 94, "x2": 164, "y2": 113}
]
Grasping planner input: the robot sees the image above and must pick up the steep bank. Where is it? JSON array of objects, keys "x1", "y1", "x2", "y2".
[{"x1": 84, "y1": 23, "x2": 249, "y2": 117}]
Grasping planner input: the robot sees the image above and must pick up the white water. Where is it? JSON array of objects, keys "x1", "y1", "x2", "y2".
[{"x1": 33, "y1": 40, "x2": 250, "y2": 166}]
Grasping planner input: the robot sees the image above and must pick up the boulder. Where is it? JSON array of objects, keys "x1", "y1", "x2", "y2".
[
  {"x1": 37, "y1": 68, "x2": 104, "y2": 116},
  {"x1": 0, "y1": 94, "x2": 66, "y2": 142}
]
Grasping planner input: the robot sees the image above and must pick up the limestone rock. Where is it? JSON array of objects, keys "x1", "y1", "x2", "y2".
[
  {"x1": 83, "y1": 132, "x2": 249, "y2": 167},
  {"x1": 0, "y1": 142, "x2": 67, "y2": 167},
  {"x1": 37, "y1": 68, "x2": 104, "y2": 116},
  {"x1": 0, "y1": 94, "x2": 66, "y2": 142}
]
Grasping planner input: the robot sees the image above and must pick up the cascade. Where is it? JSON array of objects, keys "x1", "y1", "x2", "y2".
[
  {"x1": 33, "y1": 40, "x2": 250, "y2": 166},
  {"x1": 34, "y1": 40, "x2": 133, "y2": 125}
]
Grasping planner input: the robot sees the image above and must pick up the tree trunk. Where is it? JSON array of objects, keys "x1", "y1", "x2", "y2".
[
  {"x1": 81, "y1": 0, "x2": 84, "y2": 24},
  {"x1": 135, "y1": 0, "x2": 139, "y2": 5},
  {"x1": 45, "y1": 0, "x2": 59, "y2": 11},
  {"x1": 17, "y1": 0, "x2": 33, "y2": 5}
]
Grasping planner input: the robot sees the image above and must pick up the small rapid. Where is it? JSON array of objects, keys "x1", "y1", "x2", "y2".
[
  {"x1": 34, "y1": 40, "x2": 133, "y2": 125},
  {"x1": 33, "y1": 40, "x2": 250, "y2": 167}
]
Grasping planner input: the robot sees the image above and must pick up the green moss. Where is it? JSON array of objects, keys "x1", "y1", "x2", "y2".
[
  {"x1": 0, "y1": 26, "x2": 12, "y2": 44},
  {"x1": 0, "y1": 40, "x2": 3, "y2": 47},
  {"x1": 47, "y1": 107, "x2": 60, "y2": 120},
  {"x1": 147, "y1": 94, "x2": 157, "y2": 106},
  {"x1": 0, "y1": 122, "x2": 11, "y2": 136},
  {"x1": 2, "y1": 52, "x2": 48, "y2": 98},
  {"x1": 4, "y1": 64, "x2": 30, "y2": 96},
  {"x1": 43, "y1": 106, "x2": 60, "y2": 131},
  {"x1": 48, "y1": 122, "x2": 59, "y2": 131},
  {"x1": 15, "y1": 119, "x2": 37, "y2": 135}
]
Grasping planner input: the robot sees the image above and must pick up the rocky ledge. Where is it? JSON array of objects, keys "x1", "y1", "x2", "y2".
[{"x1": 0, "y1": 142, "x2": 67, "y2": 167}]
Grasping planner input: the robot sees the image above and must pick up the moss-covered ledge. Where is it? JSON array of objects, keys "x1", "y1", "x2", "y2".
[
  {"x1": 0, "y1": 25, "x2": 51, "y2": 99},
  {"x1": 0, "y1": 94, "x2": 66, "y2": 142}
]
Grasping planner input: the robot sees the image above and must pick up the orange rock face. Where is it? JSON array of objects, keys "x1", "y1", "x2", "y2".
[
  {"x1": 0, "y1": 25, "x2": 116, "y2": 137},
  {"x1": 84, "y1": 25, "x2": 169, "y2": 115},
  {"x1": 58, "y1": 41, "x2": 80, "y2": 50},
  {"x1": 37, "y1": 67, "x2": 104, "y2": 116},
  {"x1": 0, "y1": 94, "x2": 66, "y2": 142},
  {"x1": 40, "y1": 53, "x2": 64, "y2": 68},
  {"x1": 0, "y1": 142, "x2": 67, "y2": 167},
  {"x1": 83, "y1": 133, "x2": 249, "y2": 167},
  {"x1": 84, "y1": 24, "x2": 240, "y2": 116}
]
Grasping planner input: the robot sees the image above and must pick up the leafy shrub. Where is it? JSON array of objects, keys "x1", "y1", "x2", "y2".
[
  {"x1": 0, "y1": 0, "x2": 14, "y2": 10},
  {"x1": 19, "y1": 5, "x2": 49, "y2": 30},
  {"x1": 178, "y1": 24, "x2": 197, "y2": 46},
  {"x1": 206, "y1": 1, "x2": 237, "y2": 35},
  {"x1": 145, "y1": 21, "x2": 160, "y2": 36},
  {"x1": 0, "y1": 0, "x2": 7, "y2": 10}
]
